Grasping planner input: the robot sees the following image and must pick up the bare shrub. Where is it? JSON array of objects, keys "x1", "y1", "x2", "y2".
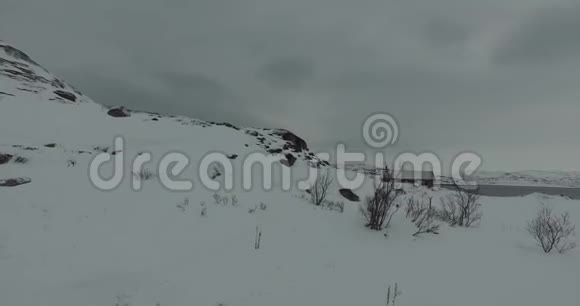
[
  {"x1": 222, "y1": 196, "x2": 230, "y2": 206},
  {"x1": 133, "y1": 168, "x2": 155, "y2": 181},
  {"x1": 93, "y1": 146, "x2": 110, "y2": 153},
  {"x1": 310, "y1": 172, "x2": 333, "y2": 206},
  {"x1": 323, "y1": 200, "x2": 345, "y2": 213},
  {"x1": 406, "y1": 197, "x2": 440, "y2": 237},
  {"x1": 386, "y1": 282, "x2": 401, "y2": 306},
  {"x1": 212, "y1": 193, "x2": 239, "y2": 206},
  {"x1": 248, "y1": 202, "x2": 267, "y2": 214},
  {"x1": 66, "y1": 158, "x2": 77, "y2": 167},
  {"x1": 212, "y1": 193, "x2": 226, "y2": 205},
  {"x1": 527, "y1": 206, "x2": 576, "y2": 253},
  {"x1": 360, "y1": 168, "x2": 401, "y2": 231},
  {"x1": 254, "y1": 226, "x2": 262, "y2": 250},
  {"x1": 438, "y1": 186, "x2": 482, "y2": 227},
  {"x1": 177, "y1": 197, "x2": 189, "y2": 212},
  {"x1": 200, "y1": 201, "x2": 207, "y2": 217},
  {"x1": 210, "y1": 165, "x2": 222, "y2": 180},
  {"x1": 13, "y1": 156, "x2": 29, "y2": 164}
]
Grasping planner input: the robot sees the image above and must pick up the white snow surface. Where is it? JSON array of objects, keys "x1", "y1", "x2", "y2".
[{"x1": 1, "y1": 42, "x2": 579, "y2": 306}]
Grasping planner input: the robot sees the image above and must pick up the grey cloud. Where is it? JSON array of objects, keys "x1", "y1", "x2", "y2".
[
  {"x1": 493, "y1": 4, "x2": 580, "y2": 65},
  {"x1": 156, "y1": 72, "x2": 234, "y2": 105},
  {"x1": 421, "y1": 19, "x2": 471, "y2": 45},
  {"x1": 256, "y1": 57, "x2": 315, "y2": 89},
  {"x1": 2, "y1": 0, "x2": 580, "y2": 170}
]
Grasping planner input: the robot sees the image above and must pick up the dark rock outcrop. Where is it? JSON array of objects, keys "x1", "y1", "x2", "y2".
[
  {"x1": 0, "y1": 45, "x2": 39, "y2": 65},
  {"x1": 284, "y1": 153, "x2": 297, "y2": 166},
  {"x1": 273, "y1": 129, "x2": 308, "y2": 152},
  {"x1": 107, "y1": 106, "x2": 131, "y2": 118},
  {"x1": 210, "y1": 121, "x2": 240, "y2": 130},
  {"x1": 0, "y1": 177, "x2": 31, "y2": 187},
  {"x1": 0, "y1": 153, "x2": 13, "y2": 164},
  {"x1": 53, "y1": 90, "x2": 77, "y2": 102},
  {"x1": 339, "y1": 188, "x2": 360, "y2": 202}
]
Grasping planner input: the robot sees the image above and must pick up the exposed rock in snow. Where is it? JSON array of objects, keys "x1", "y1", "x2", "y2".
[
  {"x1": 106, "y1": 106, "x2": 131, "y2": 118},
  {"x1": 339, "y1": 188, "x2": 360, "y2": 202},
  {"x1": 0, "y1": 153, "x2": 14, "y2": 164},
  {"x1": 0, "y1": 177, "x2": 31, "y2": 187}
]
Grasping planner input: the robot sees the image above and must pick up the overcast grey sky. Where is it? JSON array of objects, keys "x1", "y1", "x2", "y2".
[{"x1": 2, "y1": 0, "x2": 579, "y2": 171}]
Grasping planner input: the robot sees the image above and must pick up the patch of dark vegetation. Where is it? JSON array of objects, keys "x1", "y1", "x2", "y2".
[
  {"x1": 22, "y1": 146, "x2": 38, "y2": 151},
  {"x1": 0, "y1": 177, "x2": 31, "y2": 187},
  {"x1": 339, "y1": 188, "x2": 360, "y2": 202},
  {"x1": 227, "y1": 154, "x2": 238, "y2": 160},
  {"x1": 268, "y1": 148, "x2": 283, "y2": 154},
  {"x1": 44, "y1": 143, "x2": 57, "y2": 148}
]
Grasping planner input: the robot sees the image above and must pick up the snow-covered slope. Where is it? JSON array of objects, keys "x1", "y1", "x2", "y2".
[
  {"x1": 1, "y1": 42, "x2": 579, "y2": 306},
  {"x1": 0, "y1": 41, "x2": 93, "y2": 104},
  {"x1": 0, "y1": 41, "x2": 322, "y2": 166}
]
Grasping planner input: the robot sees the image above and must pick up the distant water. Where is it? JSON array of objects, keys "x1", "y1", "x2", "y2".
[{"x1": 440, "y1": 184, "x2": 580, "y2": 200}]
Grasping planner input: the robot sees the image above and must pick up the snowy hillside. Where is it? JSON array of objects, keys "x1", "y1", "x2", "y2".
[
  {"x1": 1, "y1": 43, "x2": 579, "y2": 306},
  {"x1": 471, "y1": 170, "x2": 580, "y2": 188},
  {"x1": 438, "y1": 170, "x2": 580, "y2": 188}
]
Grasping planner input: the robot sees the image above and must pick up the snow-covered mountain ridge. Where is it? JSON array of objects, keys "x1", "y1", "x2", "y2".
[
  {"x1": 0, "y1": 41, "x2": 323, "y2": 173},
  {"x1": 0, "y1": 41, "x2": 92, "y2": 104}
]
